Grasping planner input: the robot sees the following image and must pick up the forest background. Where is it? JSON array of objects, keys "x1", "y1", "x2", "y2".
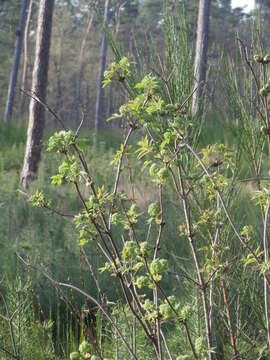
[{"x1": 1, "y1": 1, "x2": 270, "y2": 359}]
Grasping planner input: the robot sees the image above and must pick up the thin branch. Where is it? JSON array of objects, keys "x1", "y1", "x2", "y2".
[
  {"x1": 109, "y1": 126, "x2": 134, "y2": 229},
  {"x1": 263, "y1": 205, "x2": 270, "y2": 348},
  {"x1": 221, "y1": 278, "x2": 239, "y2": 359},
  {"x1": 0, "y1": 346, "x2": 19, "y2": 360},
  {"x1": 58, "y1": 282, "x2": 138, "y2": 360},
  {"x1": 183, "y1": 139, "x2": 268, "y2": 277},
  {"x1": 75, "y1": 111, "x2": 85, "y2": 138},
  {"x1": 16, "y1": 253, "x2": 138, "y2": 359},
  {"x1": 0, "y1": 291, "x2": 19, "y2": 359},
  {"x1": 160, "y1": 329, "x2": 173, "y2": 360},
  {"x1": 20, "y1": 89, "x2": 67, "y2": 130},
  {"x1": 236, "y1": 38, "x2": 260, "y2": 97}
]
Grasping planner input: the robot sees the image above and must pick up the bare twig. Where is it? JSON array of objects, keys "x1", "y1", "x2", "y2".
[
  {"x1": 183, "y1": 139, "x2": 269, "y2": 279},
  {"x1": 0, "y1": 291, "x2": 19, "y2": 359},
  {"x1": 263, "y1": 205, "x2": 270, "y2": 348},
  {"x1": 221, "y1": 278, "x2": 239, "y2": 359},
  {"x1": 58, "y1": 283, "x2": 138, "y2": 360},
  {"x1": 177, "y1": 165, "x2": 211, "y2": 359},
  {"x1": 75, "y1": 111, "x2": 85, "y2": 138},
  {"x1": 0, "y1": 346, "x2": 19, "y2": 360},
  {"x1": 20, "y1": 89, "x2": 67, "y2": 130},
  {"x1": 109, "y1": 126, "x2": 134, "y2": 229}
]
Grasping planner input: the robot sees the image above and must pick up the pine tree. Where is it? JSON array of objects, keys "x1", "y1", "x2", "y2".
[{"x1": 21, "y1": 0, "x2": 55, "y2": 189}]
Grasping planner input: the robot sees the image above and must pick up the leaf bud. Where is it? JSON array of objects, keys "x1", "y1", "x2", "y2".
[
  {"x1": 149, "y1": 163, "x2": 159, "y2": 177},
  {"x1": 253, "y1": 54, "x2": 264, "y2": 63},
  {"x1": 148, "y1": 203, "x2": 160, "y2": 218},
  {"x1": 261, "y1": 126, "x2": 270, "y2": 136},
  {"x1": 139, "y1": 242, "x2": 152, "y2": 258},
  {"x1": 265, "y1": 83, "x2": 270, "y2": 92},
  {"x1": 70, "y1": 352, "x2": 80, "y2": 360},
  {"x1": 263, "y1": 54, "x2": 270, "y2": 64},
  {"x1": 158, "y1": 167, "x2": 169, "y2": 180},
  {"x1": 79, "y1": 340, "x2": 91, "y2": 354},
  {"x1": 259, "y1": 87, "x2": 268, "y2": 96},
  {"x1": 136, "y1": 276, "x2": 149, "y2": 289}
]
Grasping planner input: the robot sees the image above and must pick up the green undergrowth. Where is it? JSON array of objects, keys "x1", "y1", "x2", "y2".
[
  {"x1": 0, "y1": 117, "x2": 267, "y2": 358},
  {"x1": 0, "y1": 118, "x2": 261, "y2": 285}
]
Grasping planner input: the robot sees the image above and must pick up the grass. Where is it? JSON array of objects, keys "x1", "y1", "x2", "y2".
[{"x1": 0, "y1": 114, "x2": 268, "y2": 358}]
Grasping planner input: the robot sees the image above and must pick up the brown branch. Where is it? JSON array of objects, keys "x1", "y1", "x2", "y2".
[{"x1": 221, "y1": 279, "x2": 239, "y2": 359}]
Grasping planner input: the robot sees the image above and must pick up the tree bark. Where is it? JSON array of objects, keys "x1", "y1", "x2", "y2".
[
  {"x1": 76, "y1": 9, "x2": 95, "y2": 124},
  {"x1": 191, "y1": 0, "x2": 211, "y2": 116},
  {"x1": 107, "y1": 0, "x2": 121, "y2": 119},
  {"x1": 21, "y1": 0, "x2": 55, "y2": 189},
  {"x1": 95, "y1": 0, "x2": 111, "y2": 131},
  {"x1": 19, "y1": 0, "x2": 34, "y2": 117},
  {"x1": 4, "y1": 0, "x2": 30, "y2": 122}
]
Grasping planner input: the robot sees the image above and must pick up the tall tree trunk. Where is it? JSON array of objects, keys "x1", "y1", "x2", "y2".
[
  {"x1": 19, "y1": 0, "x2": 34, "y2": 117},
  {"x1": 76, "y1": 9, "x2": 95, "y2": 124},
  {"x1": 191, "y1": 0, "x2": 211, "y2": 116},
  {"x1": 95, "y1": 0, "x2": 111, "y2": 131},
  {"x1": 107, "y1": 0, "x2": 121, "y2": 119},
  {"x1": 20, "y1": 0, "x2": 55, "y2": 189},
  {"x1": 54, "y1": 56, "x2": 63, "y2": 124},
  {"x1": 4, "y1": 0, "x2": 30, "y2": 122}
]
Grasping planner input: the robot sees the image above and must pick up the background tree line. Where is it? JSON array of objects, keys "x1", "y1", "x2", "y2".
[{"x1": 1, "y1": 0, "x2": 266, "y2": 129}]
